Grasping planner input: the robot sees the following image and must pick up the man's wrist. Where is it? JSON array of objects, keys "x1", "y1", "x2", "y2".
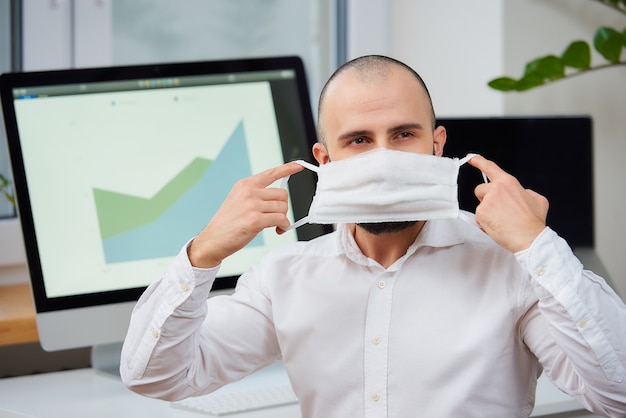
[{"x1": 187, "y1": 238, "x2": 222, "y2": 269}]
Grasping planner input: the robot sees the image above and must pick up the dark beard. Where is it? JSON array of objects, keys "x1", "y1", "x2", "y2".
[{"x1": 357, "y1": 221, "x2": 417, "y2": 235}]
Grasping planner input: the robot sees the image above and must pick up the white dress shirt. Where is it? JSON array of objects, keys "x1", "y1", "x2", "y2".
[{"x1": 120, "y1": 215, "x2": 626, "y2": 417}]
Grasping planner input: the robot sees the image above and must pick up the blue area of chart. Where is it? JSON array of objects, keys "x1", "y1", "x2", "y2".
[{"x1": 102, "y1": 121, "x2": 264, "y2": 264}]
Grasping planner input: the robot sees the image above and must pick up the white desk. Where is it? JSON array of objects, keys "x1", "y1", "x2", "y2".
[
  {"x1": 0, "y1": 366, "x2": 300, "y2": 418},
  {"x1": 0, "y1": 365, "x2": 586, "y2": 417}
]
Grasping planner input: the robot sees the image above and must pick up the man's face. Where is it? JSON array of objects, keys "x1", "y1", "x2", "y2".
[{"x1": 314, "y1": 66, "x2": 446, "y2": 164}]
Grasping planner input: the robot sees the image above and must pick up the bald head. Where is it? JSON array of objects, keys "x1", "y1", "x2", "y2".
[{"x1": 317, "y1": 55, "x2": 436, "y2": 144}]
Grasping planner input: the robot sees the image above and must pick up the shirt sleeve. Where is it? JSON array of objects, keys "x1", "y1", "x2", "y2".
[
  {"x1": 516, "y1": 227, "x2": 626, "y2": 415},
  {"x1": 119, "y1": 242, "x2": 280, "y2": 401}
]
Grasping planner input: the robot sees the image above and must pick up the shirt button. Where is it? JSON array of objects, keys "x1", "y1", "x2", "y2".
[
  {"x1": 578, "y1": 319, "x2": 588, "y2": 329},
  {"x1": 180, "y1": 282, "x2": 189, "y2": 292},
  {"x1": 535, "y1": 266, "x2": 545, "y2": 276},
  {"x1": 151, "y1": 329, "x2": 159, "y2": 339},
  {"x1": 377, "y1": 280, "x2": 386, "y2": 289},
  {"x1": 371, "y1": 393, "x2": 380, "y2": 402},
  {"x1": 372, "y1": 337, "x2": 381, "y2": 345}
]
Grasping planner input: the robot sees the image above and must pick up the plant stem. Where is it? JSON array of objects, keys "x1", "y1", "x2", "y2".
[{"x1": 538, "y1": 61, "x2": 626, "y2": 88}]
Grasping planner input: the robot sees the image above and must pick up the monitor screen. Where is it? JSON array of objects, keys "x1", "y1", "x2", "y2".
[
  {"x1": 439, "y1": 116, "x2": 594, "y2": 249},
  {"x1": 1, "y1": 57, "x2": 331, "y2": 352}
]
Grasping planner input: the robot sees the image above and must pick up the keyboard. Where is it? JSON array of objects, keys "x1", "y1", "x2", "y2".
[{"x1": 171, "y1": 384, "x2": 298, "y2": 416}]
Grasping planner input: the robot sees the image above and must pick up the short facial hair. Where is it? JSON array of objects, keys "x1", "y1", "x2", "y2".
[{"x1": 357, "y1": 221, "x2": 417, "y2": 235}]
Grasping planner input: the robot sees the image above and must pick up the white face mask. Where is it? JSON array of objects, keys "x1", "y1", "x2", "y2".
[{"x1": 281, "y1": 148, "x2": 483, "y2": 231}]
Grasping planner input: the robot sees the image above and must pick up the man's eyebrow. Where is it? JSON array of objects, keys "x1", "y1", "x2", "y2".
[
  {"x1": 388, "y1": 123, "x2": 426, "y2": 134},
  {"x1": 336, "y1": 130, "x2": 372, "y2": 142}
]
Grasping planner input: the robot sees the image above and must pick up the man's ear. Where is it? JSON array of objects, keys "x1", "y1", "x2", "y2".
[
  {"x1": 433, "y1": 126, "x2": 447, "y2": 157},
  {"x1": 313, "y1": 142, "x2": 330, "y2": 164}
]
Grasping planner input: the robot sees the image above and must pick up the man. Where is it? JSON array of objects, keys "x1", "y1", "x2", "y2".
[{"x1": 120, "y1": 55, "x2": 626, "y2": 417}]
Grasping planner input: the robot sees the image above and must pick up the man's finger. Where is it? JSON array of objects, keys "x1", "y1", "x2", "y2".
[
  {"x1": 252, "y1": 161, "x2": 305, "y2": 188},
  {"x1": 467, "y1": 155, "x2": 507, "y2": 182},
  {"x1": 474, "y1": 182, "x2": 491, "y2": 202}
]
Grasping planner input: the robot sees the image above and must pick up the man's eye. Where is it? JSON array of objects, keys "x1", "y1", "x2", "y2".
[
  {"x1": 351, "y1": 137, "x2": 366, "y2": 144},
  {"x1": 398, "y1": 132, "x2": 413, "y2": 138}
]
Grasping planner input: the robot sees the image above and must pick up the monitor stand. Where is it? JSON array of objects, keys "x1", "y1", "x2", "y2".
[{"x1": 91, "y1": 342, "x2": 123, "y2": 377}]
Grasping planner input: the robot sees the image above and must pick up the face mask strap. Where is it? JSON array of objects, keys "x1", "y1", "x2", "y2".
[
  {"x1": 455, "y1": 153, "x2": 490, "y2": 229},
  {"x1": 280, "y1": 160, "x2": 320, "y2": 231},
  {"x1": 458, "y1": 153, "x2": 476, "y2": 165},
  {"x1": 279, "y1": 160, "x2": 319, "y2": 189},
  {"x1": 459, "y1": 153, "x2": 488, "y2": 184},
  {"x1": 284, "y1": 216, "x2": 310, "y2": 231}
]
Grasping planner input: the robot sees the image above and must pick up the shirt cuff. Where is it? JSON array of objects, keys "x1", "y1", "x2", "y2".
[
  {"x1": 514, "y1": 227, "x2": 581, "y2": 291},
  {"x1": 162, "y1": 241, "x2": 221, "y2": 311}
]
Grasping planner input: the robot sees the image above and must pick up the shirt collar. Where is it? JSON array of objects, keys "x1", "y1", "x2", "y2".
[{"x1": 335, "y1": 219, "x2": 466, "y2": 270}]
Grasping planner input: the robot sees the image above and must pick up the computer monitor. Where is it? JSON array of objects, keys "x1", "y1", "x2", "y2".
[
  {"x1": 439, "y1": 116, "x2": 594, "y2": 249},
  {"x1": 0, "y1": 57, "x2": 331, "y2": 365}
]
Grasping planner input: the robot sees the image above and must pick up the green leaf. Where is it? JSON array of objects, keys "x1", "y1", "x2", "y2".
[
  {"x1": 515, "y1": 74, "x2": 545, "y2": 91},
  {"x1": 487, "y1": 77, "x2": 518, "y2": 91},
  {"x1": 562, "y1": 41, "x2": 591, "y2": 69},
  {"x1": 524, "y1": 55, "x2": 565, "y2": 80},
  {"x1": 594, "y1": 27, "x2": 623, "y2": 63},
  {"x1": 623, "y1": 26, "x2": 626, "y2": 47}
]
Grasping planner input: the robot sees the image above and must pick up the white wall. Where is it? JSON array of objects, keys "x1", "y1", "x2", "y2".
[
  {"x1": 388, "y1": 0, "x2": 505, "y2": 117},
  {"x1": 348, "y1": 0, "x2": 504, "y2": 117}
]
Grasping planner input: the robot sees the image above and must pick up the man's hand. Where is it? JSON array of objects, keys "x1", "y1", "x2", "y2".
[
  {"x1": 187, "y1": 162, "x2": 304, "y2": 268},
  {"x1": 468, "y1": 155, "x2": 549, "y2": 253}
]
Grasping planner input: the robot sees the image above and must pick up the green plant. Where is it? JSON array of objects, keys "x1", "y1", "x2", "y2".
[
  {"x1": 0, "y1": 173, "x2": 15, "y2": 207},
  {"x1": 488, "y1": 0, "x2": 626, "y2": 92}
]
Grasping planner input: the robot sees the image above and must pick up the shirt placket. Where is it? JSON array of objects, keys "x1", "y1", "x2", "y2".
[{"x1": 363, "y1": 269, "x2": 396, "y2": 418}]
